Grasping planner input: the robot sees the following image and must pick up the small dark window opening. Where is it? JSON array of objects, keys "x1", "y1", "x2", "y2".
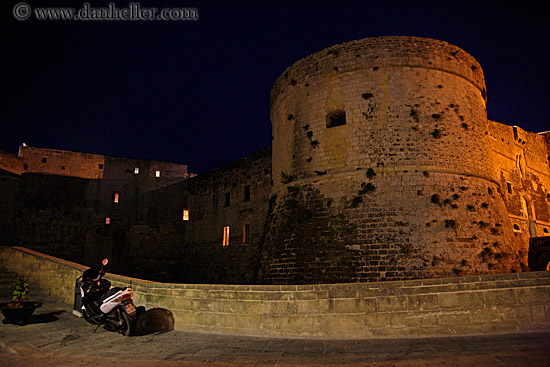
[
  {"x1": 61, "y1": 166, "x2": 65, "y2": 170},
  {"x1": 225, "y1": 192, "x2": 230, "y2": 207},
  {"x1": 41, "y1": 157, "x2": 47, "y2": 163},
  {"x1": 326, "y1": 110, "x2": 346, "y2": 128},
  {"x1": 99, "y1": 163, "x2": 104, "y2": 169},
  {"x1": 23, "y1": 164, "x2": 28, "y2": 170},
  {"x1": 243, "y1": 223, "x2": 250, "y2": 244},
  {"x1": 244, "y1": 185, "x2": 250, "y2": 202},
  {"x1": 513, "y1": 126, "x2": 518, "y2": 141},
  {"x1": 513, "y1": 224, "x2": 520, "y2": 231},
  {"x1": 506, "y1": 182, "x2": 513, "y2": 194}
]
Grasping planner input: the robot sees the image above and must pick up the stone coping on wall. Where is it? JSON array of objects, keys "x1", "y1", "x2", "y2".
[{"x1": 1, "y1": 246, "x2": 548, "y2": 339}]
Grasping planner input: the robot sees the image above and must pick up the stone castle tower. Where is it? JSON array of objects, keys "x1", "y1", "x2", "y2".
[
  {"x1": 2, "y1": 36, "x2": 549, "y2": 285},
  {"x1": 260, "y1": 36, "x2": 550, "y2": 284}
]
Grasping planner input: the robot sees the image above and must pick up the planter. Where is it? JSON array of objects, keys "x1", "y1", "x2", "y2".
[{"x1": 0, "y1": 302, "x2": 42, "y2": 325}]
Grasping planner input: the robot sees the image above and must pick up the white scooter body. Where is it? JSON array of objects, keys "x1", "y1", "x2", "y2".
[{"x1": 99, "y1": 287, "x2": 135, "y2": 314}]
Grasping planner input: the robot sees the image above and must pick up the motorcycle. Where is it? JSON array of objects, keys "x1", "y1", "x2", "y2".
[{"x1": 73, "y1": 258, "x2": 140, "y2": 336}]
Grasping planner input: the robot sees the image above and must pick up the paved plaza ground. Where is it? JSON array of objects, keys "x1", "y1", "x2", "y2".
[{"x1": 1, "y1": 297, "x2": 549, "y2": 366}]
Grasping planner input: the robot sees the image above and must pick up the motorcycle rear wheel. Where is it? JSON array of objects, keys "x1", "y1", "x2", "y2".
[{"x1": 118, "y1": 309, "x2": 136, "y2": 336}]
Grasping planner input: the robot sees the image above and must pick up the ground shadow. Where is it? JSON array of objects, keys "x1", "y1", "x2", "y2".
[
  {"x1": 27, "y1": 310, "x2": 65, "y2": 324},
  {"x1": 134, "y1": 308, "x2": 174, "y2": 336}
]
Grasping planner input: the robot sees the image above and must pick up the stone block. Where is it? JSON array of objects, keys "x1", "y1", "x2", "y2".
[
  {"x1": 531, "y1": 305, "x2": 549, "y2": 321},
  {"x1": 483, "y1": 289, "x2": 517, "y2": 306},
  {"x1": 390, "y1": 312, "x2": 421, "y2": 327},
  {"x1": 439, "y1": 292, "x2": 472, "y2": 308},
  {"x1": 407, "y1": 293, "x2": 439, "y2": 310},
  {"x1": 420, "y1": 314, "x2": 438, "y2": 326},
  {"x1": 360, "y1": 313, "x2": 391, "y2": 329},
  {"x1": 469, "y1": 308, "x2": 499, "y2": 323},
  {"x1": 438, "y1": 312, "x2": 470, "y2": 325},
  {"x1": 515, "y1": 286, "x2": 550, "y2": 305},
  {"x1": 296, "y1": 299, "x2": 330, "y2": 314},
  {"x1": 377, "y1": 296, "x2": 408, "y2": 312}
]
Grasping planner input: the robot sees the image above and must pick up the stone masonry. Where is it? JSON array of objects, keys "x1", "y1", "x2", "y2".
[{"x1": 0, "y1": 36, "x2": 549, "y2": 285}]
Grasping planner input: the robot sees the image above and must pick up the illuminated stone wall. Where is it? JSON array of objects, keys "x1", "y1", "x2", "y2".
[
  {"x1": 261, "y1": 36, "x2": 550, "y2": 284},
  {"x1": 127, "y1": 147, "x2": 272, "y2": 283},
  {"x1": 1, "y1": 37, "x2": 549, "y2": 285},
  {"x1": 3, "y1": 246, "x2": 549, "y2": 338}
]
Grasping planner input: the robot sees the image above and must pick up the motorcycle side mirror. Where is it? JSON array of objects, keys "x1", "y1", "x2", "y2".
[{"x1": 102, "y1": 258, "x2": 109, "y2": 266}]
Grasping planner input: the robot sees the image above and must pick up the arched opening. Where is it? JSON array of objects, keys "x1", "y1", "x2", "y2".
[{"x1": 326, "y1": 110, "x2": 346, "y2": 128}]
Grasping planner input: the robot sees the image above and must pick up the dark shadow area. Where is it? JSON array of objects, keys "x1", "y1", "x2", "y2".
[
  {"x1": 133, "y1": 308, "x2": 174, "y2": 336},
  {"x1": 27, "y1": 310, "x2": 65, "y2": 324}
]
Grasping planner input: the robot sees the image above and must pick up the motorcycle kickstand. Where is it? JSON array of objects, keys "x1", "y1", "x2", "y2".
[{"x1": 93, "y1": 315, "x2": 107, "y2": 333}]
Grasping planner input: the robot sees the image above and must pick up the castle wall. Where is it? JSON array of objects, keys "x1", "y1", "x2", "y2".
[
  {"x1": 3, "y1": 246, "x2": 549, "y2": 339},
  {"x1": 0, "y1": 169, "x2": 20, "y2": 246},
  {"x1": 488, "y1": 122, "x2": 550, "y2": 266},
  {"x1": 18, "y1": 146, "x2": 106, "y2": 179},
  {"x1": 0, "y1": 150, "x2": 24, "y2": 175},
  {"x1": 262, "y1": 36, "x2": 541, "y2": 284},
  {"x1": 123, "y1": 147, "x2": 272, "y2": 283}
]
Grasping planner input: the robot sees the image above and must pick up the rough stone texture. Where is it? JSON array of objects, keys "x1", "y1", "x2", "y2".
[
  {"x1": 129, "y1": 147, "x2": 272, "y2": 283},
  {"x1": 261, "y1": 36, "x2": 550, "y2": 284},
  {"x1": 1, "y1": 36, "x2": 549, "y2": 285},
  {"x1": 1, "y1": 246, "x2": 549, "y2": 339}
]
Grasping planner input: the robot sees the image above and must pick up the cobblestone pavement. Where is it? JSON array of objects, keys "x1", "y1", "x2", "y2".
[{"x1": 1, "y1": 297, "x2": 549, "y2": 366}]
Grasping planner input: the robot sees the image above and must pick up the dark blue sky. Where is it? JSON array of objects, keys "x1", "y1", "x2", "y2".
[{"x1": 3, "y1": 1, "x2": 549, "y2": 174}]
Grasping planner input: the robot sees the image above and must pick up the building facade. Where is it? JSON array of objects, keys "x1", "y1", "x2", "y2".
[{"x1": 1, "y1": 36, "x2": 549, "y2": 284}]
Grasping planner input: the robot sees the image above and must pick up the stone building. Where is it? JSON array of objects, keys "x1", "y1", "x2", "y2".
[{"x1": 1, "y1": 36, "x2": 549, "y2": 284}]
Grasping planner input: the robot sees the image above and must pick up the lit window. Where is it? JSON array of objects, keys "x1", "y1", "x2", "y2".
[
  {"x1": 113, "y1": 192, "x2": 119, "y2": 203},
  {"x1": 105, "y1": 217, "x2": 111, "y2": 225},
  {"x1": 183, "y1": 209, "x2": 189, "y2": 221},
  {"x1": 243, "y1": 223, "x2": 250, "y2": 244},
  {"x1": 134, "y1": 167, "x2": 139, "y2": 174},
  {"x1": 244, "y1": 185, "x2": 250, "y2": 202},
  {"x1": 155, "y1": 170, "x2": 161, "y2": 177},
  {"x1": 223, "y1": 226, "x2": 230, "y2": 247}
]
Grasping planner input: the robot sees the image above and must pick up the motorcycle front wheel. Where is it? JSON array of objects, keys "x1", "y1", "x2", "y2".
[{"x1": 118, "y1": 308, "x2": 136, "y2": 336}]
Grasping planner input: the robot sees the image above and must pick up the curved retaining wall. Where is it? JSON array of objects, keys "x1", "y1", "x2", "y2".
[{"x1": 1, "y1": 246, "x2": 548, "y2": 338}]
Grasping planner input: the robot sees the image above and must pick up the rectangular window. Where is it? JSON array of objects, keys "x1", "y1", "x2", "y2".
[
  {"x1": 113, "y1": 192, "x2": 119, "y2": 203},
  {"x1": 243, "y1": 223, "x2": 250, "y2": 244},
  {"x1": 105, "y1": 217, "x2": 111, "y2": 225},
  {"x1": 243, "y1": 185, "x2": 250, "y2": 202},
  {"x1": 223, "y1": 226, "x2": 230, "y2": 247},
  {"x1": 506, "y1": 182, "x2": 512, "y2": 194},
  {"x1": 225, "y1": 192, "x2": 230, "y2": 207},
  {"x1": 41, "y1": 157, "x2": 47, "y2": 163},
  {"x1": 134, "y1": 167, "x2": 139, "y2": 174},
  {"x1": 23, "y1": 164, "x2": 28, "y2": 170},
  {"x1": 183, "y1": 209, "x2": 189, "y2": 221},
  {"x1": 155, "y1": 170, "x2": 161, "y2": 177},
  {"x1": 98, "y1": 163, "x2": 104, "y2": 169}
]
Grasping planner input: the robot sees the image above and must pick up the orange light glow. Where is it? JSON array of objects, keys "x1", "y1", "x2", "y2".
[{"x1": 223, "y1": 226, "x2": 230, "y2": 247}]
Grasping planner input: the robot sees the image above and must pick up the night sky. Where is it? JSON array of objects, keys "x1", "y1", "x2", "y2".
[{"x1": 3, "y1": 1, "x2": 549, "y2": 174}]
